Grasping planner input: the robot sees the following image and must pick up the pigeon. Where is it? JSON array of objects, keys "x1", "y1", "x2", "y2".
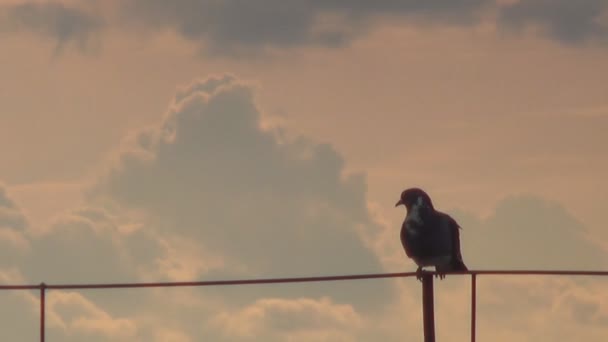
[{"x1": 395, "y1": 188, "x2": 467, "y2": 280}]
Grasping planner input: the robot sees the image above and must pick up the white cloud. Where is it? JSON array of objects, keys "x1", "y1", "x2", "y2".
[
  {"x1": 153, "y1": 328, "x2": 193, "y2": 342},
  {"x1": 142, "y1": 234, "x2": 227, "y2": 281},
  {"x1": 209, "y1": 297, "x2": 362, "y2": 341},
  {"x1": 47, "y1": 291, "x2": 138, "y2": 340}
]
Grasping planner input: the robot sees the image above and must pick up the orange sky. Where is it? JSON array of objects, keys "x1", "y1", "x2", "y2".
[{"x1": 1, "y1": 1, "x2": 608, "y2": 341}]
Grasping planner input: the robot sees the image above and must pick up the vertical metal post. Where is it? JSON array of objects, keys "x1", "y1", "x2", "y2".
[
  {"x1": 471, "y1": 274, "x2": 476, "y2": 342},
  {"x1": 422, "y1": 273, "x2": 436, "y2": 342},
  {"x1": 40, "y1": 283, "x2": 46, "y2": 342}
]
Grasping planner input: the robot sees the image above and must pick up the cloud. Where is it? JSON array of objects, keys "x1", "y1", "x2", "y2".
[
  {"x1": 11, "y1": 203, "x2": 170, "y2": 335},
  {"x1": 499, "y1": 0, "x2": 608, "y2": 43},
  {"x1": 153, "y1": 328, "x2": 193, "y2": 342},
  {"x1": 0, "y1": 65, "x2": 430, "y2": 339},
  {"x1": 89, "y1": 74, "x2": 391, "y2": 310},
  {"x1": 0, "y1": 195, "x2": 196, "y2": 341},
  {"x1": 3, "y1": 1, "x2": 608, "y2": 57},
  {"x1": 0, "y1": 2, "x2": 103, "y2": 53},
  {"x1": 368, "y1": 192, "x2": 608, "y2": 341},
  {"x1": 46, "y1": 291, "x2": 138, "y2": 341},
  {"x1": 369, "y1": 192, "x2": 608, "y2": 279},
  {"x1": 81, "y1": 74, "x2": 608, "y2": 339},
  {"x1": 0, "y1": 269, "x2": 38, "y2": 341},
  {"x1": 118, "y1": 0, "x2": 488, "y2": 55},
  {"x1": 0, "y1": 185, "x2": 29, "y2": 267},
  {"x1": 0, "y1": 184, "x2": 28, "y2": 230},
  {"x1": 554, "y1": 287, "x2": 608, "y2": 325},
  {"x1": 0, "y1": 68, "x2": 606, "y2": 339},
  {"x1": 450, "y1": 195, "x2": 608, "y2": 270},
  {"x1": 209, "y1": 297, "x2": 362, "y2": 341},
  {"x1": 0, "y1": 0, "x2": 490, "y2": 57},
  {"x1": 21, "y1": 207, "x2": 139, "y2": 283},
  {"x1": 464, "y1": 272, "x2": 608, "y2": 342},
  {"x1": 429, "y1": 194, "x2": 608, "y2": 340}
]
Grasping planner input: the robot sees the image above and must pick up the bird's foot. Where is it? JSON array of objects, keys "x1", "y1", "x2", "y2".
[
  {"x1": 435, "y1": 267, "x2": 447, "y2": 280},
  {"x1": 416, "y1": 267, "x2": 423, "y2": 281},
  {"x1": 434, "y1": 272, "x2": 446, "y2": 280}
]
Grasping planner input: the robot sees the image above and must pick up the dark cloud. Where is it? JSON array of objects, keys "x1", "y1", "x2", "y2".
[
  {"x1": 120, "y1": 0, "x2": 489, "y2": 55},
  {"x1": 3, "y1": 1, "x2": 608, "y2": 56},
  {"x1": 500, "y1": 0, "x2": 608, "y2": 43},
  {"x1": 120, "y1": 0, "x2": 608, "y2": 53},
  {"x1": 90, "y1": 74, "x2": 390, "y2": 309},
  {"x1": 557, "y1": 291, "x2": 606, "y2": 325},
  {"x1": 1, "y1": 2, "x2": 102, "y2": 53}
]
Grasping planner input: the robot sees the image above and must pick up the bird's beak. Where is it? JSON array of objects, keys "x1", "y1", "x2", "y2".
[{"x1": 395, "y1": 199, "x2": 403, "y2": 207}]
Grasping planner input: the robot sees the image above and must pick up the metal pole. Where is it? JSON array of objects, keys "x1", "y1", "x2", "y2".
[
  {"x1": 422, "y1": 273, "x2": 436, "y2": 342},
  {"x1": 40, "y1": 283, "x2": 46, "y2": 342},
  {"x1": 471, "y1": 274, "x2": 476, "y2": 342}
]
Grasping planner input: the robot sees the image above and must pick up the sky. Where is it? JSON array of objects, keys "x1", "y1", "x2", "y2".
[{"x1": 1, "y1": 0, "x2": 608, "y2": 341}]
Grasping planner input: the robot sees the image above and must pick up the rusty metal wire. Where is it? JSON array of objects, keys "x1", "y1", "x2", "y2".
[{"x1": 1, "y1": 269, "x2": 606, "y2": 342}]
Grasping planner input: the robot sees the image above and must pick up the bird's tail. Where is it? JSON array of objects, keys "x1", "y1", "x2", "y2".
[{"x1": 451, "y1": 258, "x2": 468, "y2": 271}]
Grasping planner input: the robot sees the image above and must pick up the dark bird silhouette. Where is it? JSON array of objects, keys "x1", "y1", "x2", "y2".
[{"x1": 395, "y1": 188, "x2": 467, "y2": 280}]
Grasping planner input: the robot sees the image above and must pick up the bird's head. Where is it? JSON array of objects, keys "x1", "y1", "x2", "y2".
[{"x1": 395, "y1": 188, "x2": 434, "y2": 211}]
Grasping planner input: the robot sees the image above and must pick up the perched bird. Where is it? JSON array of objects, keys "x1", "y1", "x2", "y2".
[{"x1": 395, "y1": 188, "x2": 467, "y2": 280}]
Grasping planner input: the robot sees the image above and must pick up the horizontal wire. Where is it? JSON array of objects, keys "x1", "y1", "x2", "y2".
[{"x1": 1, "y1": 270, "x2": 607, "y2": 291}]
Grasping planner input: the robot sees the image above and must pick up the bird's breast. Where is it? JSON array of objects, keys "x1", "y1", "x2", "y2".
[{"x1": 414, "y1": 255, "x2": 452, "y2": 267}]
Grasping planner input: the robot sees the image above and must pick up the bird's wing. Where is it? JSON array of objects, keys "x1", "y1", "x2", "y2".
[
  {"x1": 400, "y1": 220, "x2": 414, "y2": 258},
  {"x1": 445, "y1": 214, "x2": 467, "y2": 270},
  {"x1": 433, "y1": 211, "x2": 467, "y2": 268}
]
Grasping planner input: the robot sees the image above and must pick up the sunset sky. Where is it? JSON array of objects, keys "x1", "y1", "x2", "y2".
[{"x1": 1, "y1": 0, "x2": 608, "y2": 341}]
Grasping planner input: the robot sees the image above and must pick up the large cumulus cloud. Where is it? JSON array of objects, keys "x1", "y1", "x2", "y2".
[
  {"x1": 0, "y1": 73, "x2": 404, "y2": 340},
  {"x1": 89, "y1": 74, "x2": 391, "y2": 310},
  {"x1": 83, "y1": 73, "x2": 608, "y2": 340},
  {"x1": 1, "y1": 70, "x2": 607, "y2": 340}
]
